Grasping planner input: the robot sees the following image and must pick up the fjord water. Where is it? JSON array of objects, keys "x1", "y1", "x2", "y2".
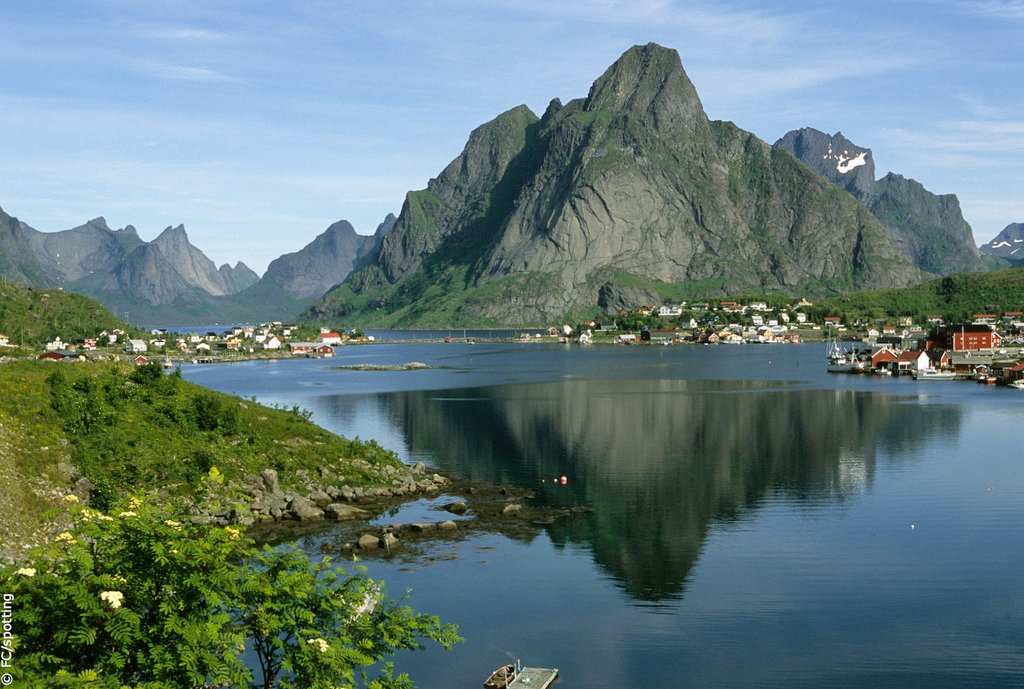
[{"x1": 182, "y1": 343, "x2": 1024, "y2": 688}]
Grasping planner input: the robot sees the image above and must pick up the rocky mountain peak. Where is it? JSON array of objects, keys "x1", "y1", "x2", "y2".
[
  {"x1": 583, "y1": 43, "x2": 706, "y2": 133},
  {"x1": 980, "y1": 222, "x2": 1024, "y2": 259},
  {"x1": 774, "y1": 128, "x2": 875, "y2": 198}
]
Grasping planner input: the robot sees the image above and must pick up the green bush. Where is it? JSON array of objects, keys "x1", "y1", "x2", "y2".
[{"x1": 2, "y1": 499, "x2": 460, "y2": 688}]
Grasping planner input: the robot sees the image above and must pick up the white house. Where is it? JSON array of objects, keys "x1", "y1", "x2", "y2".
[
  {"x1": 126, "y1": 339, "x2": 148, "y2": 353},
  {"x1": 658, "y1": 305, "x2": 683, "y2": 317},
  {"x1": 45, "y1": 337, "x2": 64, "y2": 352},
  {"x1": 263, "y1": 335, "x2": 283, "y2": 350}
]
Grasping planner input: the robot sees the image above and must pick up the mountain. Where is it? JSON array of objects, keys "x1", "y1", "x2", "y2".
[
  {"x1": 218, "y1": 262, "x2": 260, "y2": 293},
  {"x1": 774, "y1": 128, "x2": 987, "y2": 275},
  {"x1": 306, "y1": 43, "x2": 923, "y2": 327},
  {"x1": 0, "y1": 206, "x2": 53, "y2": 287},
  {"x1": 0, "y1": 205, "x2": 396, "y2": 325},
  {"x1": 262, "y1": 215, "x2": 394, "y2": 300},
  {"x1": 980, "y1": 222, "x2": 1024, "y2": 260}
]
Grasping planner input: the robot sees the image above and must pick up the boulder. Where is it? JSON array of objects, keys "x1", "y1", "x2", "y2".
[
  {"x1": 324, "y1": 503, "x2": 370, "y2": 521},
  {"x1": 408, "y1": 522, "x2": 437, "y2": 533},
  {"x1": 443, "y1": 501, "x2": 468, "y2": 515},
  {"x1": 502, "y1": 504, "x2": 525, "y2": 515},
  {"x1": 293, "y1": 504, "x2": 324, "y2": 521},
  {"x1": 437, "y1": 520, "x2": 459, "y2": 530},
  {"x1": 308, "y1": 490, "x2": 333, "y2": 507},
  {"x1": 261, "y1": 468, "x2": 281, "y2": 495},
  {"x1": 357, "y1": 533, "x2": 381, "y2": 550},
  {"x1": 382, "y1": 532, "x2": 400, "y2": 550}
]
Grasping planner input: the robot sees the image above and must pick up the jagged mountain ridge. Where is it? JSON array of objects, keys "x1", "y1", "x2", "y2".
[
  {"x1": 307, "y1": 43, "x2": 924, "y2": 327},
  {"x1": 0, "y1": 205, "x2": 393, "y2": 325},
  {"x1": 773, "y1": 127, "x2": 988, "y2": 275},
  {"x1": 980, "y1": 222, "x2": 1024, "y2": 259},
  {"x1": 263, "y1": 214, "x2": 395, "y2": 299}
]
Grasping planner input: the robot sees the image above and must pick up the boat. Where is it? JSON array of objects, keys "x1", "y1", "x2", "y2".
[
  {"x1": 826, "y1": 340, "x2": 867, "y2": 373},
  {"x1": 484, "y1": 660, "x2": 559, "y2": 689},
  {"x1": 912, "y1": 368, "x2": 956, "y2": 381},
  {"x1": 484, "y1": 664, "x2": 517, "y2": 689},
  {"x1": 873, "y1": 367, "x2": 892, "y2": 376},
  {"x1": 1009, "y1": 379, "x2": 1024, "y2": 390}
]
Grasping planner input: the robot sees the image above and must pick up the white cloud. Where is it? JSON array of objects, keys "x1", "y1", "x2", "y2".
[{"x1": 132, "y1": 60, "x2": 238, "y2": 83}]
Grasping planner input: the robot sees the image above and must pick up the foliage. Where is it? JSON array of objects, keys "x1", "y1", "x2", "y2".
[
  {"x1": 811, "y1": 268, "x2": 1024, "y2": 323},
  {"x1": 2, "y1": 500, "x2": 459, "y2": 688},
  {"x1": 0, "y1": 360, "x2": 402, "y2": 514},
  {"x1": 0, "y1": 279, "x2": 138, "y2": 348}
]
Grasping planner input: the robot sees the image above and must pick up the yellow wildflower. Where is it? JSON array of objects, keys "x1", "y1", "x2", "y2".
[
  {"x1": 305, "y1": 638, "x2": 330, "y2": 653},
  {"x1": 54, "y1": 531, "x2": 76, "y2": 544},
  {"x1": 224, "y1": 526, "x2": 241, "y2": 540},
  {"x1": 63, "y1": 494, "x2": 80, "y2": 503},
  {"x1": 15, "y1": 567, "x2": 36, "y2": 577},
  {"x1": 128, "y1": 496, "x2": 143, "y2": 509},
  {"x1": 99, "y1": 591, "x2": 124, "y2": 609},
  {"x1": 164, "y1": 519, "x2": 183, "y2": 531},
  {"x1": 117, "y1": 511, "x2": 137, "y2": 518}
]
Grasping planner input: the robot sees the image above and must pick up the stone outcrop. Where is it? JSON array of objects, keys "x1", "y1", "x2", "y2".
[{"x1": 189, "y1": 463, "x2": 448, "y2": 527}]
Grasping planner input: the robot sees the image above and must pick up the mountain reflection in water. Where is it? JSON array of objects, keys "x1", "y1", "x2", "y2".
[{"x1": 323, "y1": 379, "x2": 959, "y2": 601}]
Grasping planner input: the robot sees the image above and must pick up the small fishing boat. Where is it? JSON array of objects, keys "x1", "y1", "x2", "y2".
[
  {"x1": 1009, "y1": 379, "x2": 1024, "y2": 390},
  {"x1": 484, "y1": 664, "x2": 517, "y2": 689}
]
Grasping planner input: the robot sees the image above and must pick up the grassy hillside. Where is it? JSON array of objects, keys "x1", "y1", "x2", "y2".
[
  {"x1": 0, "y1": 359, "x2": 404, "y2": 555},
  {"x1": 812, "y1": 267, "x2": 1024, "y2": 321},
  {"x1": 0, "y1": 279, "x2": 137, "y2": 347}
]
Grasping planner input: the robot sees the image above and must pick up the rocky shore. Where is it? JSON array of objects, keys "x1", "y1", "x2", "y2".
[{"x1": 188, "y1": 460, "x2": 448, "y2": 527}]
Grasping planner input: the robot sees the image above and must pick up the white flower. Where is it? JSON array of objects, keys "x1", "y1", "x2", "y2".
[
  {"x1": 63, "y1": 494, "x2": 80, "y2": 503},
  {"x1": 305, "y1": 637, "x2": 330, "y2": 653},
  {"x1": 117, "y1": 511, "x2": 137, "y2": 518},
  {"x1": 99, "y1": 590, "x2": 124, "y2": 609},
  {"x1": 54, "y1": 531, "x2": 76, "y2": 544},
  {"x1": 15, "y1": 567, "x2": 36, "y2": 577},
  {"x1": 164, "y1": 519, "x2": 183, "y2": 531}
]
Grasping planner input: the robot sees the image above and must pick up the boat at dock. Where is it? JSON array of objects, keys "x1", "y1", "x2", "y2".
[
  {"x1": 912, "y1": 368, "x2": 956, "y2": 381},
  {"x1": 826, "y1": 340, "x2": 867, "y2": 373},
  {"x1": 485, "y1": 660, "x2": 559, "y2": 689}
]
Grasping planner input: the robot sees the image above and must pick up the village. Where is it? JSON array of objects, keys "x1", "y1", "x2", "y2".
[
  {"x1": 1, "y1": 323, "x2": 364, "y2": 365},
  {"x1": 5, "y1": 297, "x2": 1024, "y2": 387}
]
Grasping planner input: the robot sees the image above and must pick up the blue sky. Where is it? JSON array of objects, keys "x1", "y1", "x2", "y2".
[{"x1": 1, "y1": 1, "x2": 1021, "y2": 274}]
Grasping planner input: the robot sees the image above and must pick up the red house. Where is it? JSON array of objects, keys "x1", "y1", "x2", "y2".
[
  {"x1": 870, "y1": 348, "x2": 898, "y2": 370},
  {"x1": 926, "y1": 325, "x2": 1001, "y2": 352}
]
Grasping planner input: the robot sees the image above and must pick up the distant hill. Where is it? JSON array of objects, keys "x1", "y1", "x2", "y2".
[
  {"x1": 0, "y1": 279, "x2": 136, "y2": 347},
  {"x1": 305, "y1": 43, "x2": 923, "y2": 327},
  {"x1": 813, "y1": 266, "x2": 1024, "y2": 323},
  {"x1": 774, "y1": 128, "x2": 988, "y2": 275}
]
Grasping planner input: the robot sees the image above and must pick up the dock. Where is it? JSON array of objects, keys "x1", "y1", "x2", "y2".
[{"x1": 507, "y1": 667, "x2": 559, "y2": 689}]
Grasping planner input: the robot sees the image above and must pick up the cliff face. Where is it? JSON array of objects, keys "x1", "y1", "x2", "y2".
[
  {"x1": 308, "y1": 43, "x2": 922, "y2": 326},
  {"x1": 774, "y1": 127, "x2": 987, "y2": 275}
]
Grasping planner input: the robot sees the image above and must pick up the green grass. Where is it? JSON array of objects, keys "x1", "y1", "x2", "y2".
[
  {"x1": 0, "y1": 360, "x2": 406, "y2": 543},
  {"x1": 0, "y1": 280, "x2": 139, "y2": 347}
]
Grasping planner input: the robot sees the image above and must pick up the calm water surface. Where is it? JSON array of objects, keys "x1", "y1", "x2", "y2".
[{"x1": 182, "y1": 343, "x2": 1024, "y2": 688}]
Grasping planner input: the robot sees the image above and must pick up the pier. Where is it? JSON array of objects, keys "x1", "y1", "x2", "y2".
[{"x1": 507, "y1": 667, "x2": 559, "y2": 689}]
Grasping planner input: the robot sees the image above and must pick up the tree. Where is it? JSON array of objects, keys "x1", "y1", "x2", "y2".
[{"x1": 3, "y1": 499, "x2": 460, "y2": 688}]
